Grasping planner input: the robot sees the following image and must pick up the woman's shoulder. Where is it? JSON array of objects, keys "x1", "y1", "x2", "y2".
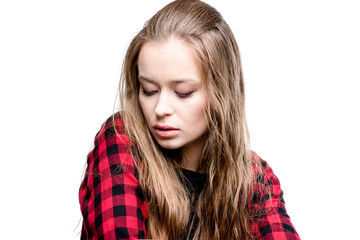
[
  {"x1": 79, "y1": 112, "x2": 148, "y2": 239},
  {"x1": 251, "y1": 151, "x2": 277, "y2": 181},
  {"x1": 94, "y1": 112, "x2": 127, "y2": 144},
  {"x1": 249, "y1": 151, "x2": 283, "y2": 207},
  {"x1": 86, "y1": 112, "x2": 139, "y2": 175},
  {"x1": 249, "y1": 152, "x2": 300, "y2": 239}
]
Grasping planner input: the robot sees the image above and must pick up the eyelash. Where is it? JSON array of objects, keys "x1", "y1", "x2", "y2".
[
  {"x1": 141, "y1": 89, "x2": 157, "y2": 96},
  {"x1": 177, "y1": 91, "x2": 193, "y2": 98},
  {"x1": 141, "y1": 89, "x2": 193, "y2": 98}
]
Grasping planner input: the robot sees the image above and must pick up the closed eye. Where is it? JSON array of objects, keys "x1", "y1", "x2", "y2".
[
  {"x1": 176, "y1": 91, "x2": 193, "y2": 98},
  {"x1": 141, "y1": 89, "x2": 157, "y2": 96}
]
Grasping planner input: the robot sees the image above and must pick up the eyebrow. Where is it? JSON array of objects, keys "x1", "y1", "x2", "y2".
[
  {"x1": 138, "y1": 75, "x2": 197, "y2": 84},
  {"x1": 138, "y1": 75, "x2": 154, "y2": 82}
]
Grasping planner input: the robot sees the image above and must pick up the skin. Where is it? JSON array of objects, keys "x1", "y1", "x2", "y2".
[{"x1": 138, "y1": 37, "x2": 208, "y2": 172}]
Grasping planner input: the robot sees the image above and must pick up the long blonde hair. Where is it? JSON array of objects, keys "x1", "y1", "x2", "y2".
[{"x1": 118, "y1": 0, "x2": 254, "y2": 239}]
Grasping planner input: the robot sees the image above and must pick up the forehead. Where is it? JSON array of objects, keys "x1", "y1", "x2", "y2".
[{"x1": 137, "y1": 38, "x2": 203, "y2": 84}]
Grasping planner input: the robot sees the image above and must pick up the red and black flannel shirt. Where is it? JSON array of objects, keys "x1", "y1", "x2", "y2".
[{"x1": 79, "y1": 113, "x2": 300, "y2": 239}]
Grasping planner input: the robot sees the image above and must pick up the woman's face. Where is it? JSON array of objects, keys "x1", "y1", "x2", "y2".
[{"x1": 138, "y1": 38, "x2": 208, "y2": 156}]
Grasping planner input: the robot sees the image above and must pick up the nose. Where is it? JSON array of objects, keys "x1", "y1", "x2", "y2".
[{"x1": 154, "y1": 91, "x2": 173, "y2": 117}]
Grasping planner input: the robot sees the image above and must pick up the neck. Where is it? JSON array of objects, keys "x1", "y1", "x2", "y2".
[{"x1": 180, "y1": 140, "x2": 204, "y2": 172}]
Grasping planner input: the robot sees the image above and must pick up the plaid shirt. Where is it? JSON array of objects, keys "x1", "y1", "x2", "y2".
[{"x1": 79, "y1": 114, "x2": 300, "y2": 239}]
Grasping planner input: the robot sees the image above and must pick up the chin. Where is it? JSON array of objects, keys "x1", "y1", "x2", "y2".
[{"x1": 155, "y1": 139, "x2": 183, "y2": 150}]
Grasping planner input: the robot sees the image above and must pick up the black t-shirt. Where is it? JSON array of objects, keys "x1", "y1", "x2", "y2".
[{"x1": 180, "y1": 168, "x2": 206, "y2": 239}]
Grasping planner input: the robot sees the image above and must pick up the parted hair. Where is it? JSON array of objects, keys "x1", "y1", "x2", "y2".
[{"x1": 117, "y1": 0, "x2": 254, "y2": 239}]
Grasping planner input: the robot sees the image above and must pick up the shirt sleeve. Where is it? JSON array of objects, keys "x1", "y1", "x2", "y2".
[
  {"x1": 250, "y1": 153, "x2": 300, "y2": 240},
  {"x1": 79, "y1": 114, "x2": 148, "y2": 240}
]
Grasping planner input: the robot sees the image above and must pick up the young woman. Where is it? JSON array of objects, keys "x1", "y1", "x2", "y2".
[{"x1": 79, "y1": 0, "x2": 300, "y2": 239}]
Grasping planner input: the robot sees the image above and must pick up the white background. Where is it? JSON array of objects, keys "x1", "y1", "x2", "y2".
[{"x1": 1, "y1": 0, "x2": 359, "y2": 239}]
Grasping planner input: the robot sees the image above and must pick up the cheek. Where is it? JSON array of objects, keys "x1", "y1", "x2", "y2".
[
  {"x1": 186, "y1": 98, "x2": 207, "y2": 125},
  {"x1": 139, "y1": 97, "x2": 148, "y2": 116},
  {"x1": 139, "y1": 96, "x2": 154, "y2": 120}
]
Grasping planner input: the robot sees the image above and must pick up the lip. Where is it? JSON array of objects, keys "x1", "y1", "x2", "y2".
[
  {"x1": 153, "y1": 124, "x2": 179, "y2": 138},
  {"x1": 154, "y1": 124, "x2": 178, "y2": 130}
]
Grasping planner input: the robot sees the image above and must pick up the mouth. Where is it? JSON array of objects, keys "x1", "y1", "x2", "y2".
[
  {"x1": 153, "y1": 124, "x2": 179, "y2": 138},
  {"x1": 154, "y1": 124, "x2": 178, "y2": 130}
]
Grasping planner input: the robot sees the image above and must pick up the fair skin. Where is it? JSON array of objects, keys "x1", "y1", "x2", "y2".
[{"x1": 138, "y1": 37, "x2": 208, "y2": 172}]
